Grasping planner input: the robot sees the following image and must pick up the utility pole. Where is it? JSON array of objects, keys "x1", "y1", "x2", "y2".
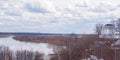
[
  {"x1": 68, "y1": 37, "x2": 72, "y2": 60},
  {"x1": 100, "y1": 46, "x2": 103, "y2": 58},
  {"x1": 93, "y1": 42, "x2": 95, "y2": 56},
  {"x1": 114, "y1": 49, "x2": 117, "y2": 60}
]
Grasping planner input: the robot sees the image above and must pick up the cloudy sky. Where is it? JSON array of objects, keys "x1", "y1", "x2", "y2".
[{"x1": 0, "y1": 0, "x2": 120, "y2": 34}]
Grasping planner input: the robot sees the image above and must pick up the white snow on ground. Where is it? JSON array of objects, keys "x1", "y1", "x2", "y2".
[
  {"x1": 82, "y1": 55, "x2": 104, "y2": 60},
  {"x1": 0, "y1": 36, "x2": 54, "y2": 55}
]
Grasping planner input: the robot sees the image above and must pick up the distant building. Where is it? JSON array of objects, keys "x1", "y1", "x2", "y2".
[{"x1": 99, "y1": 24, "x2": 119, "y2": 39}]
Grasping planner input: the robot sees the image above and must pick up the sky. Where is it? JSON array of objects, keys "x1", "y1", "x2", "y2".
[{"x1": 0, "y1": 0, "x2": 120, "y2": 34}]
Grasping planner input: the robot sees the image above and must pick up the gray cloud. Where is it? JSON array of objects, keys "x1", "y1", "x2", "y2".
[
  {"x1": 0, "y1": 0, "x2": 120, "y2": 33},
  {"x1": 25, "y1": 3, "x2": 49, "y2": 13}
]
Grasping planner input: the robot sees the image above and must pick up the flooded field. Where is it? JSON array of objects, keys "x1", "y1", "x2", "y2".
[{"x1": 0, "y1": 36, "x2": 54, "y2": 55}]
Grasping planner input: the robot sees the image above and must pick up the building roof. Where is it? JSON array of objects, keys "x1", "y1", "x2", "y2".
[
  {"x1": 105, "y1": 24, "x2": 114, "y2": 26},
  {"x1": 112, "y1": 40, "x2": 120, "y2": 46}
]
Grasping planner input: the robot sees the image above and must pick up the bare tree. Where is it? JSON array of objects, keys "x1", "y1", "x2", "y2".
[
  {"x1": 34, "y1": 52, "x2": 43, "y2": 60},
  {"x1": 95, "y1": 23, "x2": 103, "y2": 36},
  {"x1": 16, "y1": 50, "x2": 35, "y2": 60},
  {"x1": 50, "y1": 33, "x2": 85, "y2": 60},
  {"x1": 0, "y1": 46, "x2": 44, "y2": 60},
  {"x1": 0, "y1": 46, "x2": 13, "y2": 60},
  {"x1": 116, "y1": 18, "x2": 120, "y2": 37}
]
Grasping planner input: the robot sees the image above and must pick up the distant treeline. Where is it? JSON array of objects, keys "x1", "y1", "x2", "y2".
[
  {"x1": 0, "y1": 32, "x2": 84, "y2": 36},
  {"x1": 0, "y1": 46, "x2": 43, "y2": 60}
]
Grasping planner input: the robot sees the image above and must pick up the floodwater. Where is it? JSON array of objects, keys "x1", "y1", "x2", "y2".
[{"x1": 0, "y1": 36, "x2": 54, "y2": 55}]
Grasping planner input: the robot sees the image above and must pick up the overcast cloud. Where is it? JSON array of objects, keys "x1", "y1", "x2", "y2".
[{"x1": 0, "y1": 0, "x2": 120, "y2": 33}]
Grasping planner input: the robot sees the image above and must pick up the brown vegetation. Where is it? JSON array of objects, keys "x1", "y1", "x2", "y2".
[{"x1": 0, "y1": 33, "x2": 118, "y2": 60}]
